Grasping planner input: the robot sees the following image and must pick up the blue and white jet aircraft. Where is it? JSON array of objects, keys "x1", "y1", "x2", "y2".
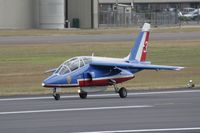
[{"x1": 42, "y1": 23, "x2": 184, "y2": 100}]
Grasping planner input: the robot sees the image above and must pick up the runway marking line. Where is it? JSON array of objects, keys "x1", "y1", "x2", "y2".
[
  {"x1": 75, "y1": 127, "x2": 200, "y2": 133},
  {"x1": 0, "y1": 90, "x2": 200, "y2": 102},
  {"x1": 0, "y1": 105, "x2": 153, "y2": 115}
]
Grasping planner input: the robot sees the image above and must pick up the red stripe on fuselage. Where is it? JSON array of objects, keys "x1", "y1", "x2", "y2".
[
  {"x1": 140, "y1": 32, "x2": 149, "y2": 61},
  {"x1": 79, "y1": 76, "x2": 134, "y2": 87}
]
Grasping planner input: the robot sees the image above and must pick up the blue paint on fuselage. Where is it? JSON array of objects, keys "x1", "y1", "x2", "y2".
[
  {"x1": 43, "y1": 74, "x2": 67, "y2": 86},
  {"x1": 43, "y1": 62, "x2": 142, "y2": 87},
  {"x1": 43, "y1": 64, "x2": 90, "y2": 86}
]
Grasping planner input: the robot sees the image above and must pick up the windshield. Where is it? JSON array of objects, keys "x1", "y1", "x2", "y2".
[
  {"x1": 65, "y1": 58, "x2": 79, "y2": 71},
  {"x1": 55, "y1": 57, "x2": 91, "y2": 75}
]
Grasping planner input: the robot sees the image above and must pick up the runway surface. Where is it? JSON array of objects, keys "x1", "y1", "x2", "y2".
[
  {"x1": 0, "y1": 89, "x2": 200, "y2": 133},
  {"x1": 0, "y1": 32, "x2": 200, "y2": 44}
]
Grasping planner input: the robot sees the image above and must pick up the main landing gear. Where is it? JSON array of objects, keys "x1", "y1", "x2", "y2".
[
  {"x1": 114, "y1": 84, "x2": 127, "y2": 98},
  {"x1": 78, "y1": 90, "x2": 87, "y2": 99},
  {"x1": 110, "y1": 79, "x2": 127, "y2": 98},
  {"x1": 53, "y1": 88, "x2": 60, "y2": 100}
]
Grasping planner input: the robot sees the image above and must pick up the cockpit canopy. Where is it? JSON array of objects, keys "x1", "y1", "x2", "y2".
[{"x1": 55, "y1": 56, "x2": 92, "y2": 75}]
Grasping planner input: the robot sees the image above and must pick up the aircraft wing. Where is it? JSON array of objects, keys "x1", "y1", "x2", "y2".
[
  {"x1": 129, "y1": 64, "x2": 184, "y2": 71},
  {"x1": 90, "y1": 60, "x2": 184, "y2": 71}
]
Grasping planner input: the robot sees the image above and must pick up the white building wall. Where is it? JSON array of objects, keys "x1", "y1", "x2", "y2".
[
  {"x1": 93, "y1": 0, "x2": 99, "y2": 28},
  {"x1": 0, "y1": 0, "x2": 33, "y2": 29},
  {"x1": 38, "y1": 0, "x2": 65, "y2": 29},
  {"x1": 33, "y1": 0, "x2": 40, "y2": 28},
  {"x1": 68, "y1": 0, "x2": 92, "y2": 28},
  {"x1": 0, "y1": 0, "x2": 198, "y2": 29},
  {"x1": 0, "y1": 0, "x2": 65, "y2": 29}
]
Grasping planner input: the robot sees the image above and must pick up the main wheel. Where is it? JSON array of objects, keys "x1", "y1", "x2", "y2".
[
  {"x1": 53, "y1": 93, "x2": 60, "y2": 100},
  {"x1": 79, "y1": 92, "x2": 87, "y2": 99},
  {"x1": 118, "y1": 87, "x2": 127, "y2": 98}
]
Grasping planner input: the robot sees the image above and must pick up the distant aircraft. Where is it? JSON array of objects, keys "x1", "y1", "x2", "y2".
[{"x1": 42, "y1": 23, "x2": 184, "y2": 100}]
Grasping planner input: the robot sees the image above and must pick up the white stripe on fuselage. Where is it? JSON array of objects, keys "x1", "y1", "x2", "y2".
[
  {"x1": 78, "y1": 74, "x2": 134, "y2": 82},
  {"x1": 45, "y1": 75, "x2": 134, "y2": 88}
]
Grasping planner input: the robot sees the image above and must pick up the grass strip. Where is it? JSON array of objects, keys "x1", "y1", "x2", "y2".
[{"x1": 0, "y1": 40, "x2": 199, "y2": 95}]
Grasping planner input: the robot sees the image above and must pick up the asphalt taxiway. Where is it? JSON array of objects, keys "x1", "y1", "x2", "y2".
[
  {"x1": 0, "y1": 32, "x2": 199, "y2": 44},
  {"x1": 0, "y1": 89, "x2": 200, "y2": 133}
]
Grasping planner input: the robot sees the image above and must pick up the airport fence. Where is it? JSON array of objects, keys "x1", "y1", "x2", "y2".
[{"x1": 99, "y1": 11, "x2": 200, "y2": 27}]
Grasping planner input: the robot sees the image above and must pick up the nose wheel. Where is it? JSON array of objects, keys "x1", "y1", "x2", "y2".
[
  {"x1": 53, "y1": 88, "x2": 61, "y2": 100},
  {"x1": 53, "y1": 93, "x2": 60, "y2": 100}
]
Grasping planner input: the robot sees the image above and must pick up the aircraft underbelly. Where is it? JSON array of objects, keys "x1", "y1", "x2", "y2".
[{"x1": 80, "y1": 86, "x2": 107, "y2": 93}]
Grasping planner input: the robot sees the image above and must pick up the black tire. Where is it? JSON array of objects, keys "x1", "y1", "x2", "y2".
[
  {"x1": 53, "y1": 94, "x2": 60, "y2": 100},
  {"x1": 119, "y1": 87, "x2": 127, "y2": 98},
  {"x1": 79, "y1": 92, "x2": 87, "y2": 99}
]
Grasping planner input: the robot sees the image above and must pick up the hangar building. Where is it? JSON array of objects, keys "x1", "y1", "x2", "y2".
[
  {"x1": 0, "y1": 0, "x2": 65, "y2": 29},
  {"x1": 0, "y1": 0, "x2": 199, "y2": 29}
]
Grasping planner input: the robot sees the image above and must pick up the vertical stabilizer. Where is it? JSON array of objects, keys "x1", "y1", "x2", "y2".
[{"x1": 128, "y1": 23, "x2": 150, "y2": 62}]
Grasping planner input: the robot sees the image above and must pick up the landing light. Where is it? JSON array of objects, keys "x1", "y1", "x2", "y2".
[{"x1": 42, "y1": 83, "x2": 45, "y2": 87}]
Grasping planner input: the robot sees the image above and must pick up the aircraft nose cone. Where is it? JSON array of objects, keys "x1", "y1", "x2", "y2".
[
  {"x1": 42, "y1": 79, "x2": 50, "y2": 87},
  {"x1": 42, "y1": 82, "x2": 45, "y2": 87},
  {"x1": 42, "y1": 74, "x2": 67, "y2": 88},
  {"x1": 42, "y1": 74, "x2": 58, "y2": 87}
]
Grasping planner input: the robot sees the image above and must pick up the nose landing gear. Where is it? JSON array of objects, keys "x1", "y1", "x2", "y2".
[{"x1": 53, "y1": 88, "x2": 61, "y2": 100}]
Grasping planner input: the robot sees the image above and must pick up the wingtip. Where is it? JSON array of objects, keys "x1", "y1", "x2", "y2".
[{"x1": 175, "y1": 67, "x2": 184, "y2": 71}]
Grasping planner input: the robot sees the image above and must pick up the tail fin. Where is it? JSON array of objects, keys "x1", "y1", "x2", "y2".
[{"x1": 128, "y1": 23, "x2": 150, "y2": 62}]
